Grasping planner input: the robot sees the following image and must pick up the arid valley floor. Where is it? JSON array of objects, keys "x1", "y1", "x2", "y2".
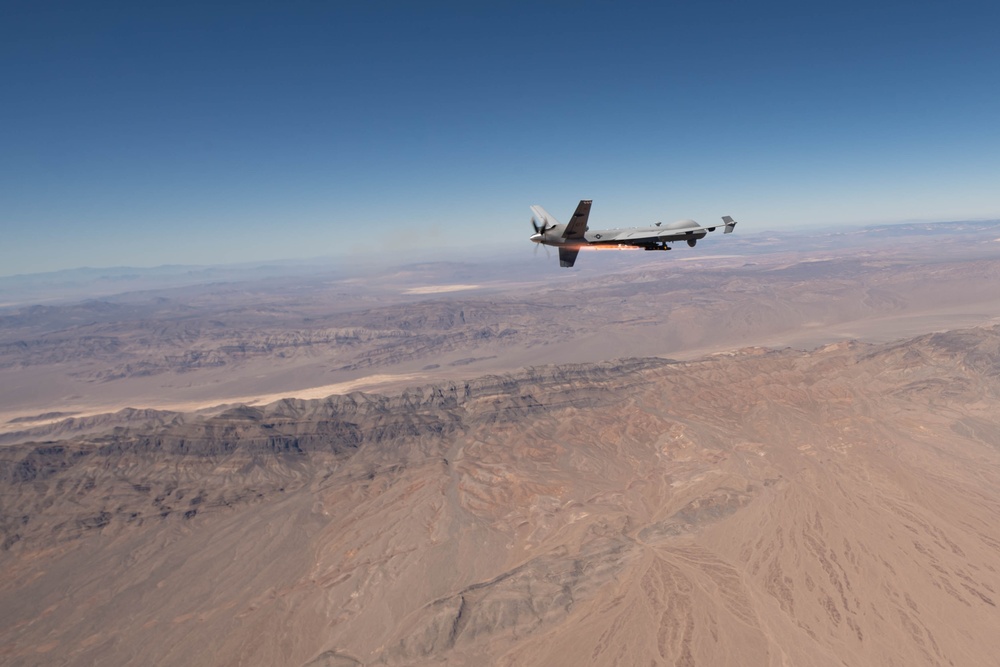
[{"x1": 4, "y1": 222, "x2": 1000, "y2": 666}]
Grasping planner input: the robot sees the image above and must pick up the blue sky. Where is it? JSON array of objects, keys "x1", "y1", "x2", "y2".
[{"x1": 2, "y1": 0, "x2": 999, "y2": 275}]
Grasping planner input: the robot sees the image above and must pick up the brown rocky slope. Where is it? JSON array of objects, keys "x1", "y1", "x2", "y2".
[{"x1": 3, "y1": 328, "x2": 1000, "y2": 665}]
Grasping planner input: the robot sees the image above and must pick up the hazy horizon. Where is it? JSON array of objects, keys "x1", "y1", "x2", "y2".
[
  {"x1": 4, "y1": 215, "x2": 1000, "y2": 282},
  {"x1": 5, "y1": 171, "x2": 1000, "y2": 667}
]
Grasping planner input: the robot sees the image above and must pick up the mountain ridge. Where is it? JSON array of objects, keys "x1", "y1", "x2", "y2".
[{"x1": 3, "y1": 328, "x2": 1000, "y2": 665}]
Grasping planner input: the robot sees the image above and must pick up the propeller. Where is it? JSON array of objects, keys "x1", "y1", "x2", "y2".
[
  {"x1": 531, "y1": 215, "x2": 554, "y2": 235},
  {"x1": 530, "y1": 216, "x2": 552, "y2": 259}
]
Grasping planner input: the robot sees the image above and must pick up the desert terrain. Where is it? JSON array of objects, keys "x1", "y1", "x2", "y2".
[
  {"x1": 3, "y1": 222, "x2": 1000, "y2": 665},
  {"x1": 4, "y1": 221, "x2": 1000, "y2": 435}
]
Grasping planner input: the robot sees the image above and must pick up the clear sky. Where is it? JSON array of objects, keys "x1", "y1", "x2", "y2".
[{"x1": 3, "y1": 0, "x2": 999, "y2": 275}]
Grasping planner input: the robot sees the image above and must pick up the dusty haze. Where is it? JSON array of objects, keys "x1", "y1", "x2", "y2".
[{"x1": 3, "y1": 221, "x2": 1000, "y2": 666}]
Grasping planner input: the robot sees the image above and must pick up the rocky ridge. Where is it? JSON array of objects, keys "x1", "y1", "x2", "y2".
[{"x1": 3, "y1": 329, "x2": 1000, "y2": 665}]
